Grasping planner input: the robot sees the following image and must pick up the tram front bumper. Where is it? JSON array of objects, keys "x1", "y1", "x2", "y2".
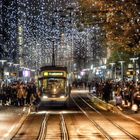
[{"x1": 41, "y1": 95, "x2": 68, "y2": 102}]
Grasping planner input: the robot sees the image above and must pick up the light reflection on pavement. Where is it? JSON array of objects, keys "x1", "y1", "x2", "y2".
[
  {"x1": 0, "y1": 89, "x2": 140, "y2": 140},
  {"x1": 0, "y1": 106, "x2": 29, "y2": 140}
]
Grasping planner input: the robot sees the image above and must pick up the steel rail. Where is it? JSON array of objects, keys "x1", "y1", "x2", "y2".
[
  {"x1": 60, "y1": 114, "x2": 69, "y2": 140},
  {"x1": 80, "y1": 95, "x2": 139, "y2": 140},
  {"x1": 71, "y1": 95, "x2": 113, "y2": 140},
  {"x1": 10, "y1": 112, "x2": 31, "y2": 140},
  {"x1": 89, "y1": 93, "x2": 140, "y2": 125},
  {"x1": 37, "y1": 113, "x2": 49, "y2": 140}
]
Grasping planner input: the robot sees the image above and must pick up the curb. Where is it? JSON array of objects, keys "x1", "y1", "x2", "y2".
[{"x1": 88, "y1": 94, "x2": 122, "y2": 113}]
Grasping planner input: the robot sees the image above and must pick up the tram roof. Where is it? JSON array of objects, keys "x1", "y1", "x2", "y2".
[{"x1": 40, "y1": 65, "x2": 67, "y2": 72}]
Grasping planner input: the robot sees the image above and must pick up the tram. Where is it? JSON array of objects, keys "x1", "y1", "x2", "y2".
[{"x1": 38, "y1": 66, "x2": 70, "y2": 102}]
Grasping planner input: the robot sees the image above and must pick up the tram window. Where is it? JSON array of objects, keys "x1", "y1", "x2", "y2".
[
  {"x1": 47, "y1": 78, "x2": 65, "y2": 89},
  {"x1": 43, "y1": 79, "x2": 47, "y2": 89},
  {"x1": 38, "y1": 81, "x2": 41, "y2": 88}
]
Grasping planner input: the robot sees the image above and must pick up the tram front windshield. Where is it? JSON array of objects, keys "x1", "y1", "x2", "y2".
[
  {"x1": 47, "y1": 78, "x2": 65, "y2": 90},
  {"x1": 39, "y1": 78, "x2": 66, "y2": 93}
]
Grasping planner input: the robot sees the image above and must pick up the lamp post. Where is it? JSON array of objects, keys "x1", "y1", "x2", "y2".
[
  {"x1": 67, "y1": 6, "x2": 74, "y2": 73},
  {"x1": 7, "y1": 62, "x2": 13, "y2": 80},
  {"x1": 102, "y1": 58, "x2": 107, "y2": 80},
  {"x1": 14, "y1": 64, "x2": 20, "y2": 80},
  {"x1": 130, "y1": 57, "x2": 139, "y2": 82},
  {"x1": 109, "y1": 63, "x2": 115, "y2": 80},
  {"x1": 118, "y1": 61, "x2": 125, "y2": 81},
  {"x1": 0, "y1": 60, "x2": 7, "y2": 81}
]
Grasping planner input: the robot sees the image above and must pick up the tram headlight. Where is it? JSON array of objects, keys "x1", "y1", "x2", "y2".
[
  {"x1": 42, "y1": 95, "x2": 48, "y2": 99},
  {"x1": 60, "y1": 95, "x2": 65, "y2": 98},
  {"x1": 53, "y1": 88, "x2": 56, "y2": 93}
]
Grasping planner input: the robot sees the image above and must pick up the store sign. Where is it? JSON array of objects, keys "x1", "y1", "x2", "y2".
[
  {"x1": 11, "y1": 72, "x2": 17, "y2": 76},
  {"x1": 126, "y1": 71, "x2": 134, "y2": 75}
]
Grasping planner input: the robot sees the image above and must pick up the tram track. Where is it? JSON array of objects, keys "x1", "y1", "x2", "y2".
[
  {"x1": 60, "y1": 114, "x2": 69, "y2": 140},
  {"x1": 71, "y1": 96, "x2": 113, "y2": 140},
  {"x1": 71, "y1": 94, "x2": 140, "y2": 140},
  {"x1": 79, "y1": 95, "x2": 139, "y2": 140},
  {"x1": 44, "y1": 113, "x2": 69, "y2": 140},
  {"x1": 10, "y1": 112, "x2": 69, "y2": 140},
  {"x1": 88, "y1": 93, "x2": 140, "y2": 125},
  {"x1": 10, "y1": 113, "x2": 47, "y2": 140},
  {"x1": 8, "y1": 111, "x2": 29, "y2": 140},
  {"x1": 7, "y1": 91, "x2": 140, "y2": 140},
  {"x1": 37, "y1": 113, "x2": 49, "y2": 140}
]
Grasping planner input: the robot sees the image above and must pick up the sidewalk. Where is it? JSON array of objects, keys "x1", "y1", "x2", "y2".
[
  {"x1": 87, "y1": 91, "x2": 140, "y2": 121},
  {"x1": 84, "y1": 89, "x2": 140, "y2": 114},
  {"x1": 108, "y1": 98, "x2": 140, "y2": 114},
  {"x1": 85, "y1": 91, "x2": 140, "y2": 125}
]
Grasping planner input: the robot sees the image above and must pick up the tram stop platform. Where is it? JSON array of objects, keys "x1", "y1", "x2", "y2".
[{"x1": 71, "y1": 88, "x2": 140, "y2": 121}]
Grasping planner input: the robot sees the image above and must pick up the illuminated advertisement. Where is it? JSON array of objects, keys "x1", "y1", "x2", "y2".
[{"x1": 23, "y1": 70, "x2": 30, "y2": 77}]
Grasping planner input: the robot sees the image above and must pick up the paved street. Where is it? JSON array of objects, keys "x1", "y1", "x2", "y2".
[{"x1": 0, "y1": 89, "x2": 140, "y2": 139}]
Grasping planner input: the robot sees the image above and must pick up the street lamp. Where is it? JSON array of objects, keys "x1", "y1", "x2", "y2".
[
  {"x1": 7, "y1": 62, "x2": 13, "y2": 66},
  {"x1": 118, "y1": 61, "x2": 125, "y2": 81},
  {"x1": 130, "y1": 57, "x2": 139, "y2": 82},
  {"x1": 0, "y1": 60, "x2": 7, "y2": 81},
  {"x1": 109, "y1": 63, "x2": 115, "y2": 80}
]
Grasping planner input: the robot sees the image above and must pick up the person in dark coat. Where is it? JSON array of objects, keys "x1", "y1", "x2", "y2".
[
  {"x1": 26, "y1": 84, "x2": 32, "y2": 105},
  {"x1": 103, "y1": 81, "x2": 112, "y2": 103},
  {"x1": 88, "y1": 82, "x2": 91, "y2": 93}
]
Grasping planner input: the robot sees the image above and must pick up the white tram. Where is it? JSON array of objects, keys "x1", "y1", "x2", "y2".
[{"x1": 38, "y1": 66, "x2": 70, "y2": 102}]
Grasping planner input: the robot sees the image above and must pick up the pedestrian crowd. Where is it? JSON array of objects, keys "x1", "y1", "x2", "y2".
[
  {"x1": 0, "y1": 80, "x2": 41, "y2": 107},
  {"x1": 88, "y1": 80, "x2": 140, "y2": 110},
  {"x1": 1, "y1": 79, "x2": 140, "y2": 111},
  {"x1": 72, "y1": 79, "x2": 140, "y2": 110}
]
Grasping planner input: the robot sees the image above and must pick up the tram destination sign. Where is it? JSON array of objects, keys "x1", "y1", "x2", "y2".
[{"x1": 43, "y1": 72, "x2": 64, "y2": 77}]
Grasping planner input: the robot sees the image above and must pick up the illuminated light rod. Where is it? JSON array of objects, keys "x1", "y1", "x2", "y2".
[
  {"x1": 82, "y1": 68, "x2": 90, "y2": 72},
  {"x1": 7, "y1": 62, "x2": 13, "y2": 66},
  {"x1": 31, "y1": 69, "x2": 35, "y2": 72},
  {"x1": 20, "y1": 66, "x2": 30, "y2": 70},
  {"x1": 0, "y1": 60, "x2": 7, "y2": 65},
  {"x1": 14, "y1": 63, "x2": 20, "y2": 67},
  {"x1": 109, "y1": 62, "x2": 115, "y2": 67},
  {"x1": 129, "y1": 57, "x2": 139, "y2": 62}
]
